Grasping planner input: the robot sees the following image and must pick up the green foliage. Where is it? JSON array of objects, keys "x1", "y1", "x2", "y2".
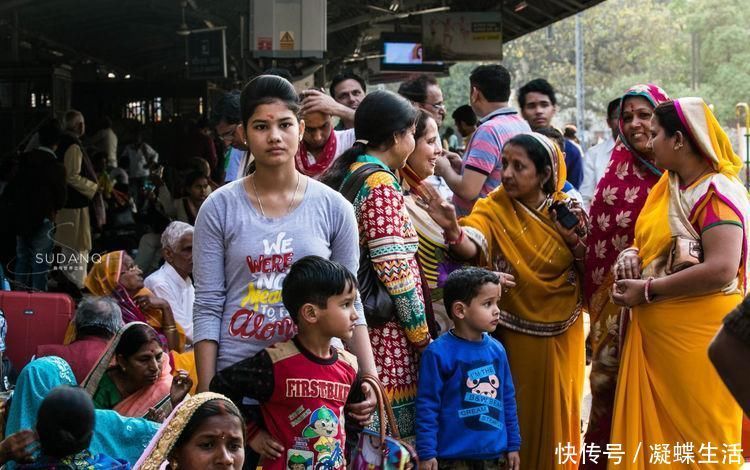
[{"x1": 437, "y1": 0, "x2": 750, "y2": 128}]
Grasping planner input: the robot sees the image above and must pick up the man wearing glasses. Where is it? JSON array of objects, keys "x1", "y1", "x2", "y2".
[
  {"x1": 398, "y1": 74, "x2": 447, "y2": 127},
  {"x1": 212, "y1": 90, "x2": 251, "y2": 183}
]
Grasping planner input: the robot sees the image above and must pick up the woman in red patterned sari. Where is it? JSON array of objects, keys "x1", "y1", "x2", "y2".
[{"x1": 581, "y1": 84, "x2": 669, "y2": 467}]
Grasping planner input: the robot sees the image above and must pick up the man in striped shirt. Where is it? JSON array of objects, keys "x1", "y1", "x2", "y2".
[{"x1": 435, "y1": 65, "x2": 530, "y2": 217}]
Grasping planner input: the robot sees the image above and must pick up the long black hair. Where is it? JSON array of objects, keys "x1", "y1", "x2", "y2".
[
  {"x1": 414, "y1": 110, "x2": 433, "y2": 142},
  {"x1": 321, "y1": 90, "x2": 418, "y2": 190}
]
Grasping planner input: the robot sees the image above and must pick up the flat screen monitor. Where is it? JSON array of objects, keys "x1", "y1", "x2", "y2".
[{"x1": 380, "y1": 32, "x2": 446, "y2": 72}]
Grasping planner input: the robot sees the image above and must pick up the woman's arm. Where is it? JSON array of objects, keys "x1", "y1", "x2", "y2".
[
  {"x1": 194, "y1": 340, "x2": 218, "y2": 393},
  {"x1": 192, "y1": 196, "x2": 227, "y2": 392},
  {"x1": 613, "y1": 224, "x2": 743, "y2": 306},
  {"x1": 418, "y1": 182, "x2": 479, "y2": 260},
  {"x1": 650, "y1": 224, "x2": 742, "y2": 299},
  {"x1": 134, "y1": 295, "x2": 181, "y2": 351},
  {"x1": 347, "y1": 326, "x2": 377, "y2": 376}
]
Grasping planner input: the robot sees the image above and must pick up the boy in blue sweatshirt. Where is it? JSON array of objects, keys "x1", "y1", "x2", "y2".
[{"x1": 416, "y1": 268, "x2": 520, "y2": 470}]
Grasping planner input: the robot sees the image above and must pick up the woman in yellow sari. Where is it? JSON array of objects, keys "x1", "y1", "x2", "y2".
[
  {"x1": 422, "y1": 132, "x2": 586, "y2": 469},
  {"x1": 611, "y1": 98, "x2": 749, "y2": 469}
]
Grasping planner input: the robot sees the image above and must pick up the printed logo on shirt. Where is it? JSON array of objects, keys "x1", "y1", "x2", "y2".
[
  {"x1": 286, "y1": 379, "x2": 351, "y2": 402},
  {"x1": 287, "y1": 450, "x2": 314, "y2": 470},
  {"x1": 229, "y1": 232, "x2": 297, "y2": 341},
  {"x1": 459, "y1": 361, "x2": 505, "y2": 430},
  {"x1": 301, "y1": 406, "x2": 345, "y2": 470}
]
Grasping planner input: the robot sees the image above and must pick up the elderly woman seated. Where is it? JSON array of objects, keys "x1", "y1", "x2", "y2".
[
  {"x1": 76, "y1": 250, "x2": 186, "y2": 352},
  {"x1": 36, "y1": 296, "x2": 123, "y2": 383},
  {"x1": 82, "y1": 322, "x2": 192, "y2": 421}
]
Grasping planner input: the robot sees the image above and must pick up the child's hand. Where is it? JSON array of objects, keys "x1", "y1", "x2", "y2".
[
  {"x1": 419, "y1": 458, "x2": 437, "y2": 470},
  {"x1": 346, "y1": 381, "x2": 376, "y2": 425},
  {"x1": 250, "y1": 430, "x2": 284, "y2": 460},
  {"x1": 507, "y1": 451, "x2": 520, "y2": 470}
]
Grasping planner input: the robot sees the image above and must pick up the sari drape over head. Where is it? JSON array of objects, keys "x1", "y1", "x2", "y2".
[
  {"x1": 459, "y1": 132, "x2": 584, "y2": 470},
  {"x1": 134, "y1": 392, "x2": 239, "y2": 470},
  {"x1": 582, "y1": 84, "x2": 670, "y2": 463},
  {"x1": 81, "y1": 322, "x2": 174, "y2": 418},
  {"x1": 609, "y1": 97, "x2": 749, "y2": 469},
  {"x1": 79, "y1": 250, "x2": 186, "y2": 352},
  {"x1": 6, "y1": 356, "x2": 158, "y2": 468}
]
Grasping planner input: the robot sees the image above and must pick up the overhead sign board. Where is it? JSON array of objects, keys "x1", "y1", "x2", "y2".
[
  {"x1": 188, "y1": 28, "x2": 227, "y2": 79},
  {"x1": 422, "y1": 12, "x2": 502, "y2": 61}
]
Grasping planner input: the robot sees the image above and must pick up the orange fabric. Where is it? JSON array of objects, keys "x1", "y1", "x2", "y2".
[
  {"x1": 84, "y1": 250, "x2": 124, "y2": 296},
  {"x1": 693, "y1": 190, "x2": 743, "y2": 234}
]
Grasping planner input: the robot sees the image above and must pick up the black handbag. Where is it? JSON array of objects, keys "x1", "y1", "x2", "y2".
[{"x1": 339, "y1": 164, "x2": 397, "y2": 327}]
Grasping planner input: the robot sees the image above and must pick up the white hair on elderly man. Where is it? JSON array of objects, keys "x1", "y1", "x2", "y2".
[
  {"x1": 74, "y1": 296, "x2": 124, "y2": 338},
  {"x1": 161, "y1": 221, "x2": 194, "y2": 251}
]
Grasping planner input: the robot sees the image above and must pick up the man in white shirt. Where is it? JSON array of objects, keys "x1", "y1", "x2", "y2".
[
  {"x1": 88, "y1": 116, "x2": 118, "y2": 168},
  {"x1": 580, "y1": 98, "x2": 620, "y2": 210},
  {"x1": 144, "y1": 221, "x2": 195, "y2": 345}
]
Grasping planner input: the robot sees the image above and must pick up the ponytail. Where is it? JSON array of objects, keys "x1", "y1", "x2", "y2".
[
  {"x1": 321, "y1": 90, "x2": 418, "y2": 190},
  {"x1": 321, "y1": 141, "x2": 368, "y2": 190}
]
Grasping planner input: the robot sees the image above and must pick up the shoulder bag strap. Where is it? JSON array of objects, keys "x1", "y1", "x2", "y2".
[
  {"x1": 361, "y1": 373, "x2": 402, "y2": 440},
  {"x1": 339, "y1": 163, "x2": 390, "y2": 203}
]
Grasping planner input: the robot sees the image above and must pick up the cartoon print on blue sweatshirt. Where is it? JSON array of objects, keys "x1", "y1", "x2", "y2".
[{"x1": 459, "y1": 361, "x2": 505, "y2": 431}]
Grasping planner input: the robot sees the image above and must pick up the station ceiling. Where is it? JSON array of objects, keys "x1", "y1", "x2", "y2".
[{"x1": 1, "y1": 0, "x2": 606, "y2": 81}]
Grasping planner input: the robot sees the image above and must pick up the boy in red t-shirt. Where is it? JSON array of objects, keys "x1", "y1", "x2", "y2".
[{"x1": 210, "y1": 256, "x2": 372, "y2": 470}]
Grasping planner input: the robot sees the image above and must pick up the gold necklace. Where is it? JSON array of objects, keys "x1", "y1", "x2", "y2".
[{"x1": 252, "y1": 173, "x2": 302, "y2": 218}]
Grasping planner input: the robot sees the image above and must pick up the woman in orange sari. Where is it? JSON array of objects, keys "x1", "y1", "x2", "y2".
[
  {"x1": 422, "y1": 132, "x2": 586, "y2": 469},
  {"x1": 82, "y1": 322, "x2": 192, "y2": 421},
  {"x1": 583, "y1": 84, "x2": 670, "y2": 465},
  {"x1": 611, "y1": 98, "x2": 748, "y2": 469}
]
